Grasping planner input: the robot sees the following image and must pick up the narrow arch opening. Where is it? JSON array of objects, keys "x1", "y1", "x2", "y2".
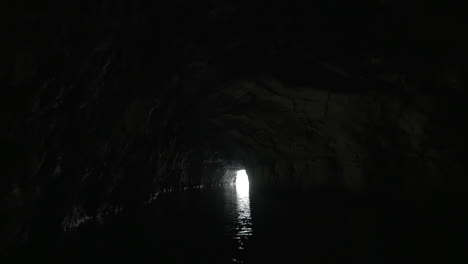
[{"x1": 235, "y1": 169, "x2": 250, "y2": 193}]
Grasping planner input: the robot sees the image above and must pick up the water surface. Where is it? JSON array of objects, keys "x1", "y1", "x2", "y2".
[{"x1": 47, "y1": 187, "x2": 466, "y2": 263}]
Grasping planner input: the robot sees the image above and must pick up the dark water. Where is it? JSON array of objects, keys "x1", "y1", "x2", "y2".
[
  {"x1": 23, "y1": 186, "x2": 467, "y2": 263},
  {"x1": 153, "y1": 186, "x2": 254, "y2": 263}
]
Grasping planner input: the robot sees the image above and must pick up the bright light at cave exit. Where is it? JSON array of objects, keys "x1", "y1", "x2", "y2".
[{"x1": 236, "y1": 170, "x2": 250, "y2": 192}]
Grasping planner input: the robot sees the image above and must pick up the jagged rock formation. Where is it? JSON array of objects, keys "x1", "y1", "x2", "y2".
[{"x1": 2, "y1": 0, "x2": 467, "y2": 252}]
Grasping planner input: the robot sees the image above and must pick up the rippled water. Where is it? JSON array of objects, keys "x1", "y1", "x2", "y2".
[
  {"x1": 43, "y1": 187, "x2": 466, "y2": 263},
  {"x1": 225, "y1": 185, "x2": 253, "y2": 263}
]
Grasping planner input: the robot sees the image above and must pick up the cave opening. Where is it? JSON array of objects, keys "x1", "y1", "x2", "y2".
[{"x1": 235, "y1": 169, "x2": 250, "y2": 193}]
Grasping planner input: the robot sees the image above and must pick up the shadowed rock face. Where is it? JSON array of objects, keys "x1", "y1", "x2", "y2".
[{"x1": 2, "y1": 0, "x2": 468, "y2": 251}]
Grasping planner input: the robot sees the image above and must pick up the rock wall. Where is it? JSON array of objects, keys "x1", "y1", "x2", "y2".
[{"x1": 207, "y1": 79, "x2": 468, "y2": 196}]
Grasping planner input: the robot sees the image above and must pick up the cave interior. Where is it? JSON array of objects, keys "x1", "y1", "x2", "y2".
[{"x1": 2, "y1": 0, "x2": 468, "y2": 262}]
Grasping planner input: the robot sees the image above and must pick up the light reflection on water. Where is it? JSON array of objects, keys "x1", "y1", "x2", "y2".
[
  {"x1": 225, "y1": 181, "x2": 252, "y2": 263},
  {"x1": 235, "y1": 184, "x2": 252, "y2": 243}
]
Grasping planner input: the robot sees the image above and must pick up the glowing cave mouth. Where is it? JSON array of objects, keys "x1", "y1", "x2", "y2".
[{"x1": 235, "y1": 170, "x2": 250, "y2": 192}]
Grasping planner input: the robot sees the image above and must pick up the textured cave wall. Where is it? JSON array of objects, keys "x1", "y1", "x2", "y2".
[
  {"x1": 0, "y1": 0, "x2": 222, "y2": 249},
  {"x1": 197, "y1": 77, "x2": 468, "y2": 196},
  {"x1": 2, "y1": 0, "x2": 468, "y2": 251}
]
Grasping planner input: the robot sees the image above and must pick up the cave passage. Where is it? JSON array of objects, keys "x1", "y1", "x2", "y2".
[{"x1": 3, "y1": 1, "x2": 468, "y2": 263}]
